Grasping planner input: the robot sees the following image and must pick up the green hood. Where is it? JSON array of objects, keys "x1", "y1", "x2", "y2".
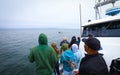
[
  {"x1": 29, "y1": 33, "x2": 58, "y2": 75},
  {"x1": 38, "y1": 33, "x2": 48, "y2": 45}
]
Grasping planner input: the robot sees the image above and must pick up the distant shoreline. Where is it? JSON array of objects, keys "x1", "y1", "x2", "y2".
[{"x1": 0, "y1": 28, "x2": 80, "y2": 30}]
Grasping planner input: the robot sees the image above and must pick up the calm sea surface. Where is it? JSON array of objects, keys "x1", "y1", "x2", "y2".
[{"x1": 0, "y1": 29, "x2": 80, "y2": 75}]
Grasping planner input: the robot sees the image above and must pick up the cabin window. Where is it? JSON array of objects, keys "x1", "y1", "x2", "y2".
[
  {"x1": 107, "y1": 21, "x2": 120, "y2": 29},
  {"x1": 82, "y1": 20, "x2": 120, "y2": 37}
]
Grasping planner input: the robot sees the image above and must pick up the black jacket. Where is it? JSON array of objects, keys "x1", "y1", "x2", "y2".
[{"x1": 79, "y1": 53, "x2": 108, "y2": 75}]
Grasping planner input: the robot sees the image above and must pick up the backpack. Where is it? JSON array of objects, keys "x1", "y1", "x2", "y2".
[{"x1": 109, "y1": 58, "x2": 120, "y2": 75}]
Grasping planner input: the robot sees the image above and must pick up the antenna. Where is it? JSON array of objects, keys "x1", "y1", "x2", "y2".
[{"x1": 79, "y1": 3, "x2": 82, "y2": 38}]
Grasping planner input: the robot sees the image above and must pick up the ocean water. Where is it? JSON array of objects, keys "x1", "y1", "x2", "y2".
[
  {"x1": 1, "y1": 29, "x2": 120, "y2": 75},
  {"x1": 0, "y1": 29, "x2": 80, "y2": 75}
]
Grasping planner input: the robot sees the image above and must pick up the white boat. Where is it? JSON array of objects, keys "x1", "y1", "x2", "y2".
[
  {"x1": 79, "y1": 0, "x2": 120, "y2": 70},
  {"x1": 82, "y1": 15, "x2": 120, "y2": 37}
]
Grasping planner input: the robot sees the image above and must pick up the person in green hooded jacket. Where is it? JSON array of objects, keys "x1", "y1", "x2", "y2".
[{"x1": 28, "y1": 33, "x2": 58, "y2": 75}]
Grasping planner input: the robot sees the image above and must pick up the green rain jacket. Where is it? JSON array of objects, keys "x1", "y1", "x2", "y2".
[{"x1": 28, "y1": 33, "x2": 58, "y2": 75}]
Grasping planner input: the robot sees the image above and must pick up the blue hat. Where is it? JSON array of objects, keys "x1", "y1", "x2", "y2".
[{"x1": 82, "y1": 38, "x2": 101, "y2": 50}]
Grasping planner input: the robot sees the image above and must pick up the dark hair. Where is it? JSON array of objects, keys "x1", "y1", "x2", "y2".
[{"x1": 69, "y1": 36, "x2": 77, "y2": 48}]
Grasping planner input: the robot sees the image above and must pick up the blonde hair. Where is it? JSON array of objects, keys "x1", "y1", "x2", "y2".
[{"x1": 61, "y1": 43, "x2": 69, "y2": 51}]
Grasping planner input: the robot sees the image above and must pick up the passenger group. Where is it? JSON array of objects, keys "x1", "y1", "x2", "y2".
[{"x1": 28, "y1": 33, "x2": 109, "y2": 75}]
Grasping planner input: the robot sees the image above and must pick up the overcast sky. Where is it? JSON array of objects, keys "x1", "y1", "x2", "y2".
[{"x1": 0, "y1": 0, "x2": 120, "y2": 29}]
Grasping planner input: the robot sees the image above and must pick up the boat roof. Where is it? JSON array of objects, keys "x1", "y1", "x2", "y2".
[{"x1": 82, "y1": 15, "x2": 120, "y2": 27}]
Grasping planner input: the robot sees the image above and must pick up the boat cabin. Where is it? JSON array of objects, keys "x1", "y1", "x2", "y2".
[{"x1": 81, "y1": 16, "x2": 120, "y2": 37}]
